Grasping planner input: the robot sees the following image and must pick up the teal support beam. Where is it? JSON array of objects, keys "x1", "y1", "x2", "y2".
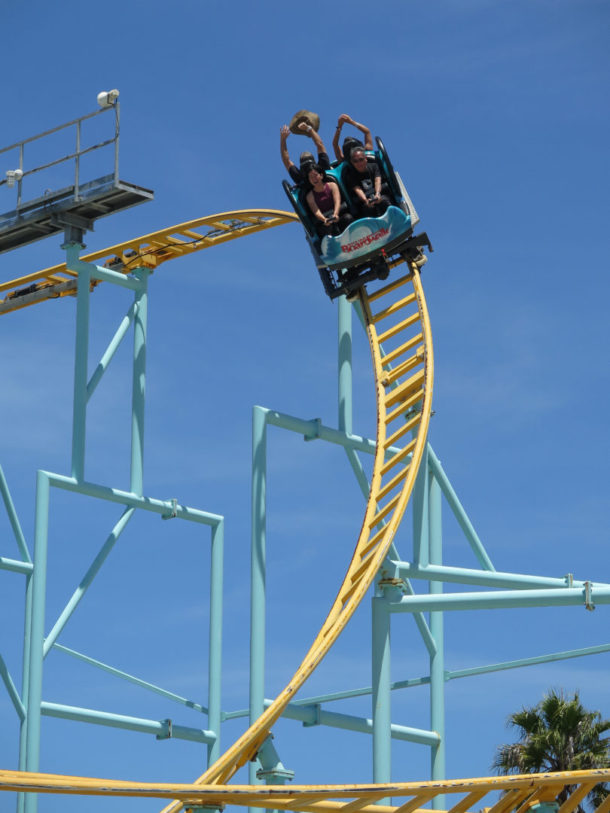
[
  {"x1": 338, "y1": 295, "x2": 353, "y2": 436},
  {"x1": 272, "y1": 699, "x2": 438, "y2": 745},
  {"x1": 446, "y1": 643, "x2": 610, "y2": 681},
  {"x1": 68, "y1": 244, "x2": 90, "y2": 483},
  {"x1": 256, "y1": 736, "x2": 294, "y2": 785},
  {"x1": 18, "y1": 570, "x2": 33, "y2": 813},
  {"x1": 428, "y1": 471, "x2": 445, "y2": 806},
  {"x1": 52, "y1": 644, "x2": 208, "y2": 713},
  {"x1": 23, "y1": 470, "x2": 50, "y2": 813},
  {"x1": 0, "y1": 654, "x2": 25, "y2": 720},
  {"x1": 0, "y1": 557, "x2": 33, "y2": 575},
  {"x1": 412, "y1": 446, "x2": 429, "y2": 568},
  {"x1": 0, "y1": 464, "x2": 31, "y2": 563},
  {"x1": 387, "y1": 585, "x2": 610, "y2": 612},
  {"x1": 372, "y1": 594, "x2": 392, "y2": 797},
  {"x1": 427, "y1": 446, "x2": 495, "y2": 572},
  {"x1": 42, "y1": 508, "x2": 136, "y2": 657},
  {"x1": 207, "y1": 520, "x2": 224, "y2": 766},
  {"x1": 391, "y1": 562, "x2": 591, "y2": 591},
  {"x1": 40, "y1": 472, "x2": 223, "y2": 526},
  {"x1": 86, "y1": 300, "x2": 138, "y2": 401},
  {"x1": 250, "y1": 406, "x2": 267, "y2": 787},
  {"x1": 40, "y1": 702, "x2": 215, "y2": 743},
  {"x1": 130, "y1": 268, "x2": 149, "y2": 495}
]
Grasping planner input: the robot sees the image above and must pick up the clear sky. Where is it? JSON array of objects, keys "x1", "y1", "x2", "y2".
[{"x1": 0, "y1": 1, "x2": 609, "y2": 812}]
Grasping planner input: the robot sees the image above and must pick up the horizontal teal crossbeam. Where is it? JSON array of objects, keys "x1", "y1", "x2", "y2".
[
  {"x1": 388, "y1": 585, "x2": 610, "y2": 612},
  {"x1": 262, "y1": 699, "x2": 440, "y2": 746},
  {"x1": 392, "y1": 562, "x2": 596, "y2": 591},
  {"x1": 0, "y1": 556, "x2": 33, "y2": 575},
  {"x1": 42, "y1": 471, "x2": 223, "y2": 526},
  {"x1": 41, "y1": 702, "x2": 216, "y2": 744}
]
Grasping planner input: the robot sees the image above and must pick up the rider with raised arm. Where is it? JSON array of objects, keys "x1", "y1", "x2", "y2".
[
  {"x1": 280, "y1": 112, "x2": 331, "y2": 186},
  {"x1": 332, "y1": 113, "x2": 373, "y2": 162}
]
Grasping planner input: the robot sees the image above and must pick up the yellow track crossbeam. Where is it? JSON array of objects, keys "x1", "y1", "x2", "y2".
[
  {"x1": 1, "y1": 769, "x2": 608, "y2": 813},
  {"x1": 0, "y1": 209, "x2": 297, "y2": 315}
]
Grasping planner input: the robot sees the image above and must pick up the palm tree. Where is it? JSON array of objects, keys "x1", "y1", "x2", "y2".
[{"x1": 493, "y1": 689, "x2": 610, "y2": 811}]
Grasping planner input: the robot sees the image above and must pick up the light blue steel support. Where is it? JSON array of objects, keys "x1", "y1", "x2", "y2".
[
  {"x1": 412, "y1": 445, "x2": 429, "y2": 568},
  {"x1": 446, "y1": 643, "x2": 610, "y2": 681},
  {"x1": 68, "y1": 244, "x2": 91, "y2": 483},
  {"x1": 0, "y1": 557, "x2": 32, "y2": 575},
  {"x1": 0, "y1": 654, "x2": 25, "y2": 720},
  {"x1": 270, "y1": 700, "x2": 438, "y2": 745},
  {"x1": 338, "y1": 295, "x2": 353, "y2": 436},
  {"x1": 87, "y1": 300, "x2": 138, "y2": 400},
  {"x1": 0, "y1": 464, "x2": 31, "y2": 563},
  {"x1": 387, "y1": 585, "x2": 610, "y2": 612},
  {"x1": 130, "y1": 268, "x2": 149, "y2": 495},
  {"x1": 427, "y1": 446, "x2": 495, "y2": 571},
  {"x1": 392, "y1": 563, "x2": 589, "y2": 591},
  {"x1": 207, "y1": 520, "x2": 224, "y2": 766},
  {"x1": 372, "y1": 592, "x2": 393, "y2": 800},
  {"x1": 428, "y1": 470, "x2": 445, "y2": 807},
  {"x1": 250, "y1": 406, "x2": 268, "y2": 788},
  {"x1": 256, "y1": 736, "x2": 294, "y2": 785},
  {"x1": 40, "y1": 702, "x2": 215, "y2": 743},
  {"x1": 42, "y1": 472, "x2": 223, "y2": 526},
  {"x1": 42, "y1": 508, "x2": 136, "y2": 657},
  {"x1": 52, "y1": 643, "x2": 208, "y2": 712},
  {"x1": 18, "y1": 571, "x2": 33, "y2": 813},
  {"x1": 23, "y1": 471, "x2": 50, "y2": 813}
]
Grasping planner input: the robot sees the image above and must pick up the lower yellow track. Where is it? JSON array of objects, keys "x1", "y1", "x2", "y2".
[{"x1": 1, "y1": 768, "x2": 608, "y2": 813}]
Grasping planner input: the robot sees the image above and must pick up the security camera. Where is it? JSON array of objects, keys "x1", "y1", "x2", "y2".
[
  {"x1": 96, "y1": 89, "x2": 120, "y2": 108},
  {"x1": 5, "y1": 169, "x2": 23, "y2": 188}
]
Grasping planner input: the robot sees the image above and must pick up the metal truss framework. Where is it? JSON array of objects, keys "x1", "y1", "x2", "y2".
[{"x1": 0, "y1": 211, "x2": 608, "y2": 813}]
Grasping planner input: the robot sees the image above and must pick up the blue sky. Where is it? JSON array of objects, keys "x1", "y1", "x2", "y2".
[{"x1": 0, "y1": 1, "x2": 609, "y2": 811}]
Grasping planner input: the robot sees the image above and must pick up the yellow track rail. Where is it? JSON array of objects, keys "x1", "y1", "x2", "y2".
[
  {"x1": 153, "y1": 258, "x2": 434, "y2": 812},
  {"x1": 3, "y1": 214, "x2": 436, "y2": 808},
  {"x1": 2, "y1": 768, "x2": 608, "y2": 813},
  {"x1": 0, "y1": 209, "x2": 297, "y2": 315}
]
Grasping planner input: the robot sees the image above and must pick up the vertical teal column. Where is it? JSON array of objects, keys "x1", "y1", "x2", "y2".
[
  {"x1": 23, "y1": 471, "x2": 51, "y2": 813},
  {"x1": 372, "y1": 594, "x2": 392, "y2": 801},
  {"x1": 338, "y1": 296, "x2": 353, "y2": 435},
  {"x1": 130, "y1": 268, "x2": 149, "y2": 496},
  {"x1": 17, "y1": 572, "x2": 33, "y2": 813},
  {"x1": 207, "y1": 521, "x2": 224, "y2": 766},
  {"x1": 69, "y1": 245, "x2": 90, "y2": 482},
  {"x1": 429, "y1": 463, "x2": 446, "y2": 807},
  {"x1": 249, "y1": 406, "x2": 267, "y2": 786},
  {"x1": 412, "y1": 445, "x2": 429, "y2": 568}
]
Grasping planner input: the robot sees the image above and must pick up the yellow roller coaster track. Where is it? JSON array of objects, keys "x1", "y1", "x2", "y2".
[
  {"x1": 2, "y1": 768, "x2": 609, "y2": 813},
  {"x1": 2, "y1": 210, "x2": 437, "y2": 810},
  {"x1": 153, "y1": 255, "x2": 434, "y2": 812},
  {"x1": 0, "y1": 209, "x2": 297, "y2": 315}
]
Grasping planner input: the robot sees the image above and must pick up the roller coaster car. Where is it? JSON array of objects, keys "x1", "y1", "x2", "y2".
[{"x1": 283, "y1": 137, "x2": 432, "y2": 300}]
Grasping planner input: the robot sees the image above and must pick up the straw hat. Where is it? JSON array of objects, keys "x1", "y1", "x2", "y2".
[{"x1": 289, "y1": 110, "x2": 320, "y2": 135}]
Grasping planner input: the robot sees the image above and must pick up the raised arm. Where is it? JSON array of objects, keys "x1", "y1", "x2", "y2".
[
  {"x1": 332, "y1": 113, "x2": 350, "y2": 160},
  {"x1": 335, "y1": 113, "x2": 373, "y2": 153},
  {"x1": 297, "y1": 121, "x2": 327, "y2": 156},
  {"x1": 280, "y1": 125, "x2": 295, "y2": 172},
  {"x1": 352, "y1": 118, "x2": 373, "y2": 150}
]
